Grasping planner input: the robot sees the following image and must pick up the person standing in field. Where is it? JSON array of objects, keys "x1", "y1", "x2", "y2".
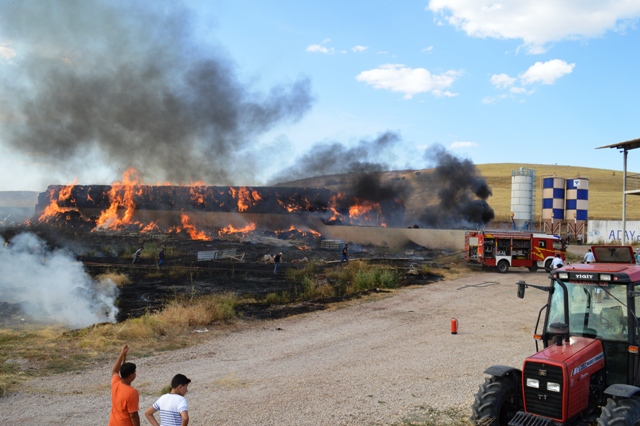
[
  {"x1": 109, "y1": 344, "x2": 139, "y2": 426},
  {"x1": 340, "y1": 243, "x2": 349, "y2": 266},
  {"x1": 273, "y1": 252, "x2": 282, "y2": 274},
  {"x1": 157, "y1": 247, "x2": 165, "y2": 268},
  {"x1": 132, "y1": 247, "x2": 143, "y2": 264},
  {"x1": 144, "y1": 374, "x2": 191, "y2": 426}
]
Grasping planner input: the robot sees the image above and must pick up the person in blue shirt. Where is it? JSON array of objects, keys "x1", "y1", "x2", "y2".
[{"x1": 582, "y1": 249, "x2": 595, "y2": 264}]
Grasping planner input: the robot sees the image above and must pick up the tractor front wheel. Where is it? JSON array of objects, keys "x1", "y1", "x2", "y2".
[
  {"x1": 597, "y1": 397, "x2": 640, "y2": 426},
  {"x1": 471, "y1": 374, "x2": 523, "y2": 426},
  {"x1": 497, "y1": 260, "x2": 509, "y2": 273}
]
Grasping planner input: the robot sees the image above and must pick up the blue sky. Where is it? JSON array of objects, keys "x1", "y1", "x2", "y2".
[{"x1": 1, "y1": 1, "x2": 640, "y2": 191}]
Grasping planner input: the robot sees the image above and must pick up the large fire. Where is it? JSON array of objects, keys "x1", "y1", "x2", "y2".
[{"x1": 33, "y1": 169, "x2": 405, "y2": 239}]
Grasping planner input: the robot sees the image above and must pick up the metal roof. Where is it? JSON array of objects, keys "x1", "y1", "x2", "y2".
[{"x1": 596, "y1": 138, "x2": 640, "y2": 150}]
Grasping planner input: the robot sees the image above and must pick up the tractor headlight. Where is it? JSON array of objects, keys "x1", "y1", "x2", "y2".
[
  {"x1": 526, "y1": 378, "x2": 540, "y2": 388},
  {"x1": 547, "y1": 382, "x2": 561, "y2": 392},
  {"x1": 558, "y1": 272, "x2": 569, "y2": 279},
  {"x1": 600, "y1": 274, "x2": 612, "y2": 281}
]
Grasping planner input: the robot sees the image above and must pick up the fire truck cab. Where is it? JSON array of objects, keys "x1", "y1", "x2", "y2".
[
  {"x1": 465, "y1": 230, "x2": 565, "y2": 273},
  {"x1": 471, "y1": 246, "x2": 640, "y2": 425}
]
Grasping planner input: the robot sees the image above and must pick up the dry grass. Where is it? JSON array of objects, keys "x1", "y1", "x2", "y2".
[
  {"x1": 96, "y1": 272, "x2": 131, "y2": 287},
  {"x1": 0, "y1": 293, "x2": 239, "y2": 395}
]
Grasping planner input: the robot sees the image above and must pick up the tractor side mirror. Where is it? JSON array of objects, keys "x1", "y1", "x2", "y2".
[{"x1": 517, "y1": 281, "x2": 526, "y2": 299}]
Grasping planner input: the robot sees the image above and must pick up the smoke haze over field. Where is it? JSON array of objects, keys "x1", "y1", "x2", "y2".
[
  {"x1": 0, "y1": 0, "x2": 313, "y2": 186},
  {"x1": 0, "y1": 233, "x2": 118, "y2": 328},
  {"x1": 0, "y1": 1, "x2": 494, "y2": 228}
]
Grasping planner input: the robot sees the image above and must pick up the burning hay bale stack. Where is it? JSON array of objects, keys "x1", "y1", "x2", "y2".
[{"x1": 32, "y1": 183, "x2": 406, "y2": 240}]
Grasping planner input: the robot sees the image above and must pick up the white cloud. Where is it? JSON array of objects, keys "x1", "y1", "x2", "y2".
[
  {"x1": 490, "y1": 73, "x2": 516, "y2": 89},
  {"x1": 451, "y1": 141, "x2": 478, "y2": 148},
  {"x1": 351, "y1": 45, "x2": 367, "y2": 53},
  {"x1": 487, "y1": 59, "x2": 573, "y2": 102},
  {"x1": 482, "y1": 93, "x2": 510, "y2": 104},
  {"x1": 306, "y1": 44, "x2": 335, "y2": 54},
  {"x1": 355, "y1": 64, "x2": 461, "y2": 99},
  {"x1": 519, "y1": 59, "x2": 575, "y2": 85},
  {"x1": 306, "y1": 39, "x2": 335, "y2": 54},
  {"x1": 0, "y1": 45, "x2": 17, "y2": 63},
  {"x1": 422, "y1": 46, "x2": 434, "y2": 54},
  {"x1": 428, "y1": 1, "x2": 640, "y2": 53}
]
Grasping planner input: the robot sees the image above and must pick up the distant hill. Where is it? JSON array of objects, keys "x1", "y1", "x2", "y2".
[
  {"x1": 475, "y1": 163, "x2": 636, "y2": 223},
  {"x1": 0, "y1": 191, "x2": 39, "y2": 224},
  {"x1": 280, "y1": 164, "x2": 638, "y2": 224},
  {"x1": 0, "y1": 191, "x2": 39, "y2": 208}
]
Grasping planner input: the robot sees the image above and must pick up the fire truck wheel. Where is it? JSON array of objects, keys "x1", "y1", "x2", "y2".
[
  {"x1": 597, "y1": 397, "x2": 640, "y2": 426},
  {"x1": 497, "y1": 260, "x2": 509, "y2": 273},
  {"x1": 528, "y1": 263, "x2": 539, "y2": 272},
  {"x1": 470, "y1": 374, "x2": 522, "y2": 426},
  {"x1": 544, "y1": 259, "x2": 553, "y2": 271}
]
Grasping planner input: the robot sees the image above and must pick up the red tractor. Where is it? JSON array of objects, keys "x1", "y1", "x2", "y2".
[{"x1": 471, "y1": 246, "x2": 640, "y2": 425}]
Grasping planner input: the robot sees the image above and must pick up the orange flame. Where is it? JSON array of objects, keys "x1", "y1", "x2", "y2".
[
  {"x1": 189, "y1": 186, "x2": 206, "y2": 207},
  {"x1": 95, "y1": 168, "x2": 141, "y2": 230},
  {"x1": 348, "y1": 199, "x2": 382, "y2": 223},
  {"x1": 179, "y1": 214, "x2": 211, "y2": 240},
  {"x1": 229, "y1": 187, "x2": 261, "y2": 212},
  {"x1": 38, "y1": 178, "x2": 78, "y2": 222},
  {"x1": 218, "y1": 222, "x2": 256, "y2": 237}
]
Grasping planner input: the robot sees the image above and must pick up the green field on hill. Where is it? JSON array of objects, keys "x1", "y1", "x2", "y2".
[{"x1": 475, "y1": 163, "x2": 640, "y2": 223}]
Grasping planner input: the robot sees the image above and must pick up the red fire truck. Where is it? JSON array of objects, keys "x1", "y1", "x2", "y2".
[{"x1": 465, "y1": 230, "x2": 565, "y2": 273}]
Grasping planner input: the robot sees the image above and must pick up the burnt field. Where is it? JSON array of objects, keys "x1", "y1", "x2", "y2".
[{"x1": 1, "y1": 224, "x2": 447, "y2": 325}]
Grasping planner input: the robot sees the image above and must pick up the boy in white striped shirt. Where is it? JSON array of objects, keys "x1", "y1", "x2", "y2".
[{"x1": 144, "y1": 374, "x2": 191, "y2": 426}]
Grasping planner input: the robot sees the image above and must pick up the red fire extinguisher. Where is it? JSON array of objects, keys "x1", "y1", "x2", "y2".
[{"x1": 451, "y1": 318, "x2": 458, "y2": 334}]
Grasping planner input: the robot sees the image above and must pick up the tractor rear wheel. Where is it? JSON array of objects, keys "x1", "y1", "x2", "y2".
[
  {"x1": 470, "y1": 374, "x2": 523, "y2": 426},
  {"x1": 597, "y1": 397, "x2": 640, "y2": 425},
  {"x1": 497, "y1": 260, "x2": 509, "y2": 273}
]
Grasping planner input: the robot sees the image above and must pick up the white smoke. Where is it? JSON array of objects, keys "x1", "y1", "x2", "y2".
[{"x1": 0, "y1": 233, "x2": 118, "y2": 328}]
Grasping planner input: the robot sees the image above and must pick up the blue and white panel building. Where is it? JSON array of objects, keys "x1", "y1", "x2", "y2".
[
  {"x1": 565, "y1": 178, "x2": 589, "y2": 221},
  {"x1": 542, "y1": 177, "x2": 566, "y2": 222}
]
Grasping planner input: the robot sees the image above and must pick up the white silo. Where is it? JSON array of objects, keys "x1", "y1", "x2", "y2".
[{"x1": 510, "y1": 167, "x2": 535, "y2": 230}]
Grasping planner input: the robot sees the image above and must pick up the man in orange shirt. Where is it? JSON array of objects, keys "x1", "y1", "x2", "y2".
[{"x1": 109, "y1": 344, "x2": 140, "y2": 426}]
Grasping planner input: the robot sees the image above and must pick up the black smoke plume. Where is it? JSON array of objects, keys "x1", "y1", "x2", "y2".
[
  {"x1": 416, "y1": 145, "x2": 494, "y2": 228},
  {"x1": 0, "y1": 1, "x2": 313, "y2": 185},
  {"x1": 275, "y1": 135, "x2": 492, "y2": 229},
  {"x1": 273, "y1": 131, "x2": 411, "y2": 223},
  {"x1": 271, "y1": 131, "x2": 400, "y2": 182}
]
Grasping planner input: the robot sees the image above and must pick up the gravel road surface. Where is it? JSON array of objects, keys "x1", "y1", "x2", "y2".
[{"x1": 0, "y1": 269, "x2": 552, "y2": 425}]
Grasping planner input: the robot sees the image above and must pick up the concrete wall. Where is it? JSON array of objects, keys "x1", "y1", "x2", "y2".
[
  {"x1": 119, "y1": 212, "x2": 468, "y2": 250},
  {"x1": 588, "y1": 220, "x2": 640, "y2": 244},
  {"x1": 318, "y1": 226, "x2": 466, "y2": 251}
]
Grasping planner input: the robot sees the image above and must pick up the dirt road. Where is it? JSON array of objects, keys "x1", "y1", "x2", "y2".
[{"x1": 0, "y1": 269, "x2": 552, "y2": 425}]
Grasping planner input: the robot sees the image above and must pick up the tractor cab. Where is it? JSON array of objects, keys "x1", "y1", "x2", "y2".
[{"x1": 472, "y1": 246, "x2": 640, "y2": 425}]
